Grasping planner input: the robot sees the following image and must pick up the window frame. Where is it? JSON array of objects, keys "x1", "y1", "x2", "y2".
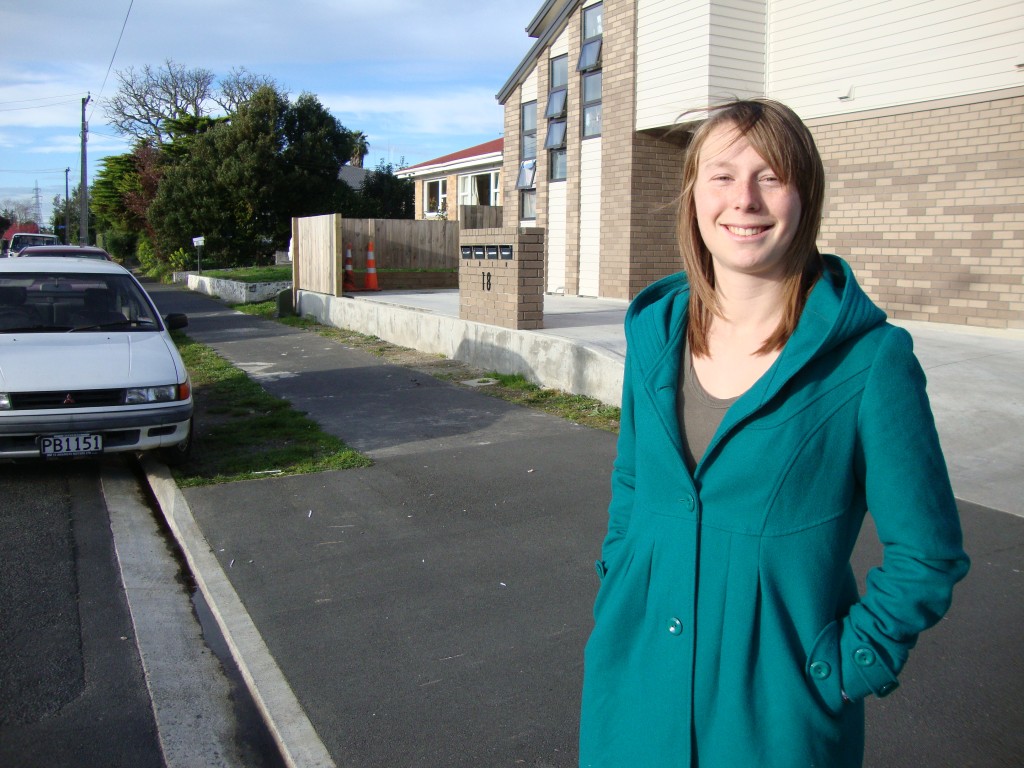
[
  {"x1": 582, "y1": 70, "x2": 603, "y2": 139},
  {"x1": 521, "y1": 100, "x2": 538, "y2": 161},
  {"x1": 424, "y1": 178, "x2": 448, "y2": 217}
]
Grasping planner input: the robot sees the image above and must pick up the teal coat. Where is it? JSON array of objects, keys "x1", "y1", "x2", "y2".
[{"x1": 579, "y1": 256, "x2": 969, "y2": 767}]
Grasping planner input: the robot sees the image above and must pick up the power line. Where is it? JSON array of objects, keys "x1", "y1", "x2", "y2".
[
  {"x1": 90, "y1": 0, "x2": 135, "y2": 121},
  {"x1": 0, "y1": 99, "x2": 82, "y2": 113},
  {"x1": 0, "y1": 92, "x2": 84, "y2": 106}
]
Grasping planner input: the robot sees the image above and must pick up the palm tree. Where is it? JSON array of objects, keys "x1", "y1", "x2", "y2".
[{"x1": 350, "y1": 131, "x2": 370, "y2": 168}]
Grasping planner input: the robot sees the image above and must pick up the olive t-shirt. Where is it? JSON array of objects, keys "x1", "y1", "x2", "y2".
[{"x1": 677, "y1": 339, "x2": 740, "y2": 473}]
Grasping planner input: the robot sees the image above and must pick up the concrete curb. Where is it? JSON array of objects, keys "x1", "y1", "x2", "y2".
[
  {"x1": 142, "y1": 458, "x2": 336, "y2": 768},
  {"x1": 102, "y1": 464, "x2": 241, "y2": 767},
  {"x1": 297, "y1": 289, "x2": 626, "y2": 406}
]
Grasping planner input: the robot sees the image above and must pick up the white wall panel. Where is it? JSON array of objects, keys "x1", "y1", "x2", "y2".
[
  {"x1": 636, "y1": 0, "x2": 713, "y2": 129},
  {"x1": 768, "y1": 0, "x2": 1024, "y2": 118},
  {"x1": 578, "y1": 139, "x2": 602, "y2": 297},
  {"x1": 546, "y1": 183, "x2": 568, "y2": 294},
  {"x1": 521, "y1": 68, "x2": 539, "y2": 105},
  {"x1": 637, "y1": 0, "x2": 767, "y2": 129}
]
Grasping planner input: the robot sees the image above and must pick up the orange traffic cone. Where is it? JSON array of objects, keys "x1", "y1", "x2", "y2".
[
  {"x1": 363, "y1": 240, "x2": 380, "y2": 291},
  {"x1": 342, "y1": 243, "x2": 358, "y2": 292}
]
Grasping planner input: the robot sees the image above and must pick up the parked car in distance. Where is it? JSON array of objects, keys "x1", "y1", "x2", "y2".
[
  {"x1": 0, "y1": 257, "x2": 193, "y2": 464},
  {"x1": 2, "y1": 232, "x2": 60, "y2": 257},
  {"x1": 16, "y1": 245, "x2": 113, "y2": 260}
]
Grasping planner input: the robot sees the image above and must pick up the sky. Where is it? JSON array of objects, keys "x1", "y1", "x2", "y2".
[{"x1": 0, "y1": 0, "x2": 539, "y2": 225}]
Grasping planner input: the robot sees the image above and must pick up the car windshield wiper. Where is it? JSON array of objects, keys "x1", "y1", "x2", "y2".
[
  {"x1": 0, "y1": 324, "x2": 49, "y2": 333},
  {"x1": 67, "y1": 318, "x2": 156, "y2": 332}
]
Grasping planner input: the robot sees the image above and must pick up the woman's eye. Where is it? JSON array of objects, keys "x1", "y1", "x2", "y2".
[{"x1": 760, "y1": 175, "x2": 780, "y2": 184}]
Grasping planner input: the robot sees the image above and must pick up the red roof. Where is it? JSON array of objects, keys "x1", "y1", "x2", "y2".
[
  {"x1": 403, "y1": 138, "x2": 503, "y2": 171},
  {"x1": 3, "y1": 222, "x2": 41, "y2": 240}
]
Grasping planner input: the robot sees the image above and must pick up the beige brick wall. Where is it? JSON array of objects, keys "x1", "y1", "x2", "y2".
[
  {"x1": 629, "y1": 128, "x2": 688, "y2": 295},
  {"x1": 811, "y1": 91, "x2": 1024, "y2": 329},
  {"x1": 598, "y1": 0, "x2": 637, "y2": 300},
  {"x1": 458, "y1": 228, "x2": 544, "y2": 330}
]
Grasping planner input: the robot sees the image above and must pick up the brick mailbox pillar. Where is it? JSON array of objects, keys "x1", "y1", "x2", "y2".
[{"x1": 458, "y1": 227, "x2": 544, "y2": 330}]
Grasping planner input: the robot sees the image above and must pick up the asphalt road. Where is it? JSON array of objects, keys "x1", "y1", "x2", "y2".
[{"x1": 0, "y1": 458, "x2": 163, "y2": 768}]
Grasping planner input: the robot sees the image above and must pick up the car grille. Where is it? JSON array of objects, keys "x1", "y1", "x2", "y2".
[{"x1": 8, "y1": 389, "x2": 126, "y2": 409}]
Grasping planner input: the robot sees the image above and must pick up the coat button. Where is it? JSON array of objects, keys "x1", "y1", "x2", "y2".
[
  {"x1": 809, "y1": 661, "x2": 832, "y2": 679},
  {"x1": 679, "y1": 495, "x2": 695, "y2": 510},
  {"x1": 854, "y1": 648, "x2": 876, "y2": 667},
  {"x1": 878, "y1": 681, "x2": 899, "y2": 697},
  {"x1": 667, "y1": 618, "x2": 683, "y2": 635}
]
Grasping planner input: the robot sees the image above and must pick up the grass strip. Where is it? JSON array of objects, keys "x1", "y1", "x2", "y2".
[{"x1": 170, "y1": 331, "x2": 371, "y2": 487}]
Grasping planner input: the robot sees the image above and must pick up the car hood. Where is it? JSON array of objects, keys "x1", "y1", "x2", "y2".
[{"x1": 0, "y1": 332, "x2": 185, "y2": 392}]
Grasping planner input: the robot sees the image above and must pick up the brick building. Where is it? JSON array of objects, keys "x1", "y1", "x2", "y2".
[
  {"x1": 496, "y1": 0, "x2": 1024, "y2": 328},
  {"x1": 397, "y1": 138, "x2": 504, "y2": 223}
]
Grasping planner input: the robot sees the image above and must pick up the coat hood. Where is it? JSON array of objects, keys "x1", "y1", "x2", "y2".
[
  {"x1": 623, "y1": 255, "x2": 888, "y2": 462},
  {"x1": 625, "y1": 254, "x2": 886, "y2": 374}
]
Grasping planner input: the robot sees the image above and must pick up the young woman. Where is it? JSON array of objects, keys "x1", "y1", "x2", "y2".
[{"x1": 579, "y1": 99, "x2": 969, "y2": 768}]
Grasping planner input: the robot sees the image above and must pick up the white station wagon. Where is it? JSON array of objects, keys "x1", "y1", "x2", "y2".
[{"x1": 0, "y1": 257, "x2": 193, "y2": 463}]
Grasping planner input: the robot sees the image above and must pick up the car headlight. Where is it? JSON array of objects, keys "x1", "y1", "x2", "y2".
[
  {"x1": 0, "y1": 394, "x2": 10, "y2": 410},
  {"x1": 125, "y1": 385, "x2": 181, "y2": 404}
]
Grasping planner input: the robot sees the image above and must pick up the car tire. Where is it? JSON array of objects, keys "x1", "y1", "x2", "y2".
[{"x1": 161, "y1": 418, "x2": 193, "y2": 467}]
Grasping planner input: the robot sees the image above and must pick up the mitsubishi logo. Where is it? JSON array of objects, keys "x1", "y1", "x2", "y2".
[{"x1": 63, "y1": 393, "x2": 76, "y2": 405}]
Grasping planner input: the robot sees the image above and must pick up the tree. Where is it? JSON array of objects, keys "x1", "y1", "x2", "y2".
[
  {"x1": 149, "y1": 86, "x2": 353, "y2": 266},
  {"x1": 349, "y1": 131, "x2": 370, "y2": 168},
  {"x1": 104, "y1": 59, "x2": 215, "y2": 145},
  {"x1": 103, "y1": 60, "x2": 279, "y2": 146},
  {"x1": 46, "y1": 185, "x2": 93, "y2": 245},
  {"x1": 212, "y1": 67, "x2": 279, "y2": 114},
  {"x1": 357, "y1": 160, "x2": 415, "y2": 219}
]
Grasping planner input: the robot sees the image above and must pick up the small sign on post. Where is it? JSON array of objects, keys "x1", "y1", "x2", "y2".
[{"x1": 192, "y1": 236, "x2": 205, "y2": 274}]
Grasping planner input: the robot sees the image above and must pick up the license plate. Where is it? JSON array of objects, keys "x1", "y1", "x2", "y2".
[{"x1": 40, "y1": 433, "x2": 104, "y2": 457}]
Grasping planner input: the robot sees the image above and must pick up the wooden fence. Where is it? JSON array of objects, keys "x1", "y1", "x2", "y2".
[{"x1": 292, "y1": 214, "x2": 460, "y2": 296}]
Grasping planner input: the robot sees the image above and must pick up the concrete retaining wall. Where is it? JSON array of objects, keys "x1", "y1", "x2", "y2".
[
  {"x1": 186, "y1": 275, "x2": 292, "y2": 304},
  {"x1": 297, "y1": 290, "x2": 624, "y2": 407}
]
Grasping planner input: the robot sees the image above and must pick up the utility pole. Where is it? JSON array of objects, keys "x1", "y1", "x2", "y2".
[
  {"x1": 64, "y1": 168, "x2": 71, "y2": 244},
  {"x1": 79, "y1": 94, "x2": 91, "y2": 245}
]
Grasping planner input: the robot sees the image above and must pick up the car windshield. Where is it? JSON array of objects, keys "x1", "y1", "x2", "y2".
[{"x1": 0, "y1": 272, "x2": 160, "y2": 333}]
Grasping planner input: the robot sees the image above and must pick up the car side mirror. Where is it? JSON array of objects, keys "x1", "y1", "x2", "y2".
[{"x1": 163, "y1": 312, "x2": 188, "y2": 330}]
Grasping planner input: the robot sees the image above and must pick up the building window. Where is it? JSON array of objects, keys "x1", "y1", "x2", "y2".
[
  {"x1": 545, "y1": 55, "x2": 568, "y2": 119},
  {"x1": 578, "y1": 3, "x2": 603, "y2": 71},
  {"x1": 582, "y1": 70, "x2": 603, "y2": 138},
  {"x1": 521, "y1": 101, "x2": 537, "y2": 160},
  {"x1": 424, "y1": 178, "x2": 447, "y2": 217},
  {"x1": 544, "y1": 120, "x2": 567, "y2": 150},
  {"x1": 520, "y1": 189, "x2": 537, "y2": 220},
  {"x1": 458, "y1": 171, "x2": 501, "y2": 206},
  {"x1": 516, "y1": 160, "x2": 537, "y2": 190},
  {"x1": 550, "y1": 149, "x2": 567, "y2": 181},
  {"x1": 579, "y1": 4, "x2": 603, "y2": 137}
]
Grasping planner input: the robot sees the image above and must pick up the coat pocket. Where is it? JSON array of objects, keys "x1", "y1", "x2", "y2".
[{"x1": 806, "y1": 621, "x2": 846, "y2": 717}]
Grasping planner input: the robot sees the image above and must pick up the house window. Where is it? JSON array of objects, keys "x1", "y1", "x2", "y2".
[
  {"x1": 424, "y1": 178, "x2": 447, "y2": 217},
  {"x1": 520, "y1": 189, "x2": 537, "y2": 220},
  {"x1": 579, "y1": 2, "x2": 602, "y2": 138},
  {"x1": 545, "y1": 55, "x2": 568, "y2": 119},
  {"x1": 582, "y1": 70, "x2": 603, "y2": 138},
  {"x1": 516, "y1": 160, "x2": 537, "y2": 190},
  {"x1": 578, "y1": 3, "x2": 603, "y2": 71},
  {"x1": 521, "y1": 101, "x2": 537, "y2": 160},
  {"x1": 550, "y1": 149, "x2": 567, "y2": 181},
  {"x1": 544, "y1": 120, "x2": 567, "y2": 150},
  {"x1": 458, "y1": 171, "x2": 501, "y2": 206}
]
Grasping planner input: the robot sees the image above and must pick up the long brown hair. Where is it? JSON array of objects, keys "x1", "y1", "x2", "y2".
[{"x1": 678, "y1": 99, "x2": 825, "y2": 355}]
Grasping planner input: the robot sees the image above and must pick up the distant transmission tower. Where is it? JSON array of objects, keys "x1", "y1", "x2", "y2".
[{"x1": 32, "y1": 182, "x2": 43, "y2": 225}]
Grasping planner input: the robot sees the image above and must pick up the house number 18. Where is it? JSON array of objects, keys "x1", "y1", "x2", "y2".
[{"x1": 481, "y1": 272, "x2": 492, "y2": 291}]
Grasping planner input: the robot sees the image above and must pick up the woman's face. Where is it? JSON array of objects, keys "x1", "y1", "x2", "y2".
[{"x1": 693, "y1": 123, "x2": 802, "y2": 283}]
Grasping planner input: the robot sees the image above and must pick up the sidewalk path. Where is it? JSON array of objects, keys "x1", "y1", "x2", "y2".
[{"x1": 147, "y1": 282, "x2": 1024, "y2": 767}]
